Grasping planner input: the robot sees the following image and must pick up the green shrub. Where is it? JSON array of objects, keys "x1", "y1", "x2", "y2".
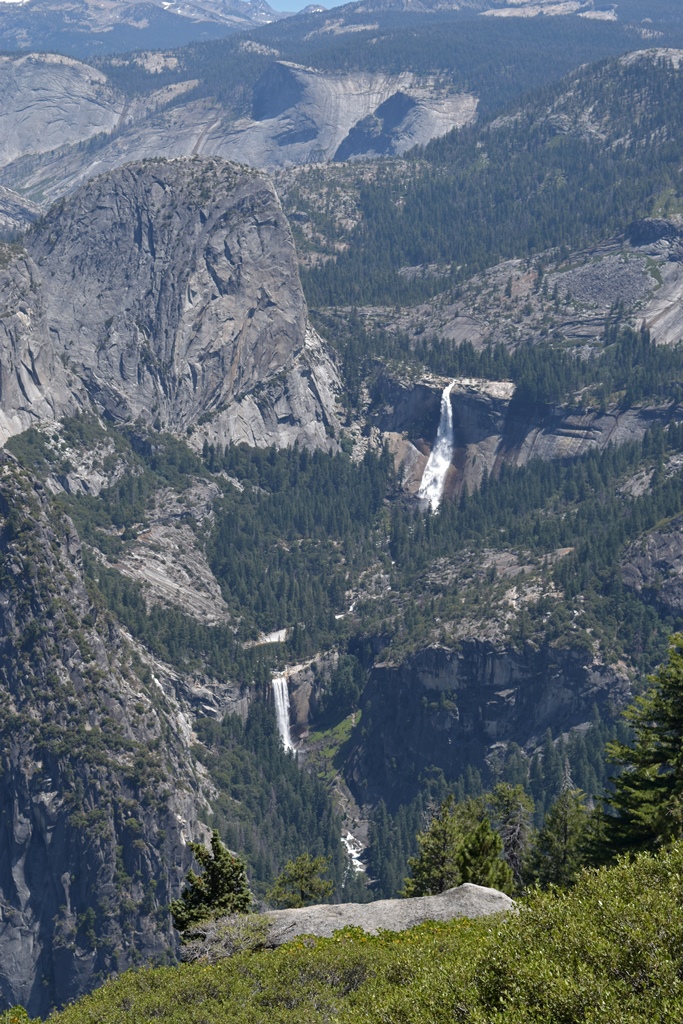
[
  {"x1": 44, "y1": 843, "x2": 683, "y2": 1024},
  {"x1": 477, "y1": 842, "x2": 683, "y2": 1023}
]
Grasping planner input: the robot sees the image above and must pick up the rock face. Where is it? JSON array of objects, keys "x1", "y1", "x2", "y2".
[
  {"x1": 263, "y1": 882, "x2": 513, "y2": 942},
  {"x1": 0, "y1": 59, "x2": 476, "y2": 207},
  {"x1": 182, "y1": 883, "x2": 513, "y2": 962},
  {"x1": 372, "y1": 371, "x2": 680, "y2": 499},
  {"x1": 0, "y1": 187, "x2": 39, "y2": 237},
  {"x1": 230, "y1": 62, "x2": 477, "y2": 167},
  {"x1": 623, "y1": 511, "x2": 683, "y2": 616},
  {"x1": 0, "y1": 452, "x2": 211, "y2": 1017},
  {"x1": 0, "y1": 53, "x2": 124, "y2": 170},
  {"x1": 348, "y1": 641, "x2": 630, "y2": 807},
  {"x1": 635, "y1": 228, "x2": 683, "y2": 347},
  {"x1": 0, "y1": 158, "x2": 341, "y2": 450}
]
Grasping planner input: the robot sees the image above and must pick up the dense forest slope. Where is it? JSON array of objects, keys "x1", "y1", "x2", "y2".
[
  {"x1": 299, "y1": 51, "x2": 683, "y2": 304},
  {"x1": 0, "y1": 449, "x2": 208, "y2": 1016},
  {"x1": 0, "y1": 420, "x2": 361, "y2": 1015}
]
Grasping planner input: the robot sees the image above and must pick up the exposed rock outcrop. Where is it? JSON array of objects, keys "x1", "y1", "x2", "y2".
[
  {"x1": 0, "y1": 53, "x2": 124, "y2": 170},
  {"x1": 234, "y1": 62, "x2": 477, "y2": 167},
  {"x1": 182, "y1": 883, "x2": 513, "y2": 963},
  {"x1": 0, "y1": 158, "x2": 341, "y2": 450},
  {"x1": 622, "y1": 512, "x2": 683, "y2": 616},
  {"x1": 0, "y1": 59, "x2": 476, "y2": 206},
  {"x1": 263, "y1": 882, "x2": 513, "y2": 941},
  {"x1": 0, "y1": 188, "x2": 39, "y2": 237}
]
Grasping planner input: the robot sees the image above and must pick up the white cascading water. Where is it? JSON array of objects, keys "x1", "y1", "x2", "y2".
[
  {"x1": 417, "y1": 381, "x2": 456, "y2": 512},
  {"x1": 272, "y1": 675, "x2": 295, "y2": 751}
]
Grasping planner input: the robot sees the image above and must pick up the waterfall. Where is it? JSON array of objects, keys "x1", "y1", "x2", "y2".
[
  {"x1": 272, "y1": 675, "x2": 295, "y2": 752},
  {"x1": 417, "y1": 381, "x2": 455, "y2": 511}
]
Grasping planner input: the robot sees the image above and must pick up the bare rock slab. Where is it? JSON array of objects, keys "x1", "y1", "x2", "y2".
[
  {"x1": 264, "y1": 884, "x2": 513, "y2": 944},
  {"x1": 184, "y1": 885, "x2": 513, "y2": 963}
]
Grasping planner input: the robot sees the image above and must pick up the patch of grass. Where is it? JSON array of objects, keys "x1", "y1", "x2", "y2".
[
  {"x1": 650, "y1": 187, "x2": 683, "y2": 218},
  {"x1": 307, "y1": 712, "x2": 361, "y2": 783},
  {"x1": 645, "y1": 256, "x2": 664, "y2": 288}
]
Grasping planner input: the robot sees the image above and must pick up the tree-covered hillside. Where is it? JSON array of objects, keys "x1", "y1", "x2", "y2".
[
  {"x1": 8, "y1": 16, "x2": 683, "y2": 1015},
  {"x1": 303, "y1": 52, "x2": 683, "y2": 306},
  {"x1": 97, "y1": 12, "x2": 667, "y2": 121}
]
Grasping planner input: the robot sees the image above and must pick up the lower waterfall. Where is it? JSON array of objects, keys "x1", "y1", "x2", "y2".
[
  {"x1": 417, "y1": 381, "x2": 455, "y2": 511},
  {"x1": 272, "y1": 675, "x2": 295, "y2": 751}
]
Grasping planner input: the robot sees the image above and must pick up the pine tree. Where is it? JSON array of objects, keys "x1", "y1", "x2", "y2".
[
  {"x1": 403, "y1": 795, "x2": 513, "y2": 897},
  {"x1": 266, "y1": 854, "x2": 334, "y2": 909},
  {"x1": 526, "y1": 788, "x2": 591, "y2": 888},
  {"x1": 170, "y1": 830, "x2": 253, "y2": 935},
  {"x1": 489, "y1": 783, "x2": 535, "y2": 889},
  {"x1": 604, "y1": 633, "x2": 683, "y2": 853}
]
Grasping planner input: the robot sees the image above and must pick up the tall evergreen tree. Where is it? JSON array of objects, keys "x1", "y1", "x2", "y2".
[
  {"x1": 403, "y1": 796, "x2": 512, "y2": 897},
  {"x1": 266, "y1": 854, "x2": 334, "y2": 909},
  {"x1": 526, "y1": 789, "x2": 591, "y2": 888},
  {"x1": 489, "y1": 783, "x2": 535, "y2": 889},
  {"x1": 604, "y1": 633, "x2": 683, "y2": 853},
  {"x1": 170, "y1": 830, "x2": 253, "y2": 934}
]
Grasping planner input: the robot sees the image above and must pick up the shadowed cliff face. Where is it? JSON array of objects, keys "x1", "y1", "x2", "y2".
[
  {"x1": 0, "y1": 453, "x2": 212, "y2": 1017},
  {"x1": 0, "y1": 158, "x2": 340, "y2": 451},
  {"x1": 346, "y1": 641, "x2": 630, "y2": 809}
]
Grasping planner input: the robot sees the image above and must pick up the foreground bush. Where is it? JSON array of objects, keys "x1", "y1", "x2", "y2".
[
  {"x1": 475, "y1": 842, "x2": 683, "y2": 1023},
  {"x1": 45, "y1": 843, "x2": 683, "y2": 1024}
]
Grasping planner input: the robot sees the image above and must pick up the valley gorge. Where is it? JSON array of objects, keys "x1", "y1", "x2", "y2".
[
  {"x1": 0, "y1": 450, "x2": 208, "y2": 1015},
  {"x1": 3, "y1": 4, "x2": 683, "y2": 1019}
]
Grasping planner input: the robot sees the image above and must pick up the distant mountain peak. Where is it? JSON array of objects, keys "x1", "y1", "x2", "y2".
[{"x1": 0, "y1": 0, "x2": 294, "y2": 57}]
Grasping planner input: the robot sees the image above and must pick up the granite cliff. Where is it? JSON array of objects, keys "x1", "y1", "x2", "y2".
[
  {"x1": 0, "y1": 158, "x2": 341, "y2": 450},
  {"x1": 370, "y1": 369, "x2": 678, "y2": 499},
  {"x1": 0, "y1": 54, "x2": 476, "y2": 210},
  {"x1": 345, "y1": 640, "x2": 630, "y2": 808}
]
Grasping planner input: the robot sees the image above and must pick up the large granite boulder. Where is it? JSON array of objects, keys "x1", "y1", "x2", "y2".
[{"x1": 182, "y1": 884, "x2": 514, "y2": 963}]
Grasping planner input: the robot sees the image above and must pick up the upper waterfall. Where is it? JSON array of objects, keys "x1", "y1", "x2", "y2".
[
  {"x1": 273, "y1": 675, "x2": 295, "y2": 752},
  {"x1": 417, "y1": 381, "x2": 456, "y2": 512}
]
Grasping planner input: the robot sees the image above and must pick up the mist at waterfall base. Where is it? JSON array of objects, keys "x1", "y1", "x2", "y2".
[
  {"x1": 417, "y1": 382, "x2": 455, "y2": 512},
  {"x1": 273, "y1": 675, "x2": 295, "y2": 751}
]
